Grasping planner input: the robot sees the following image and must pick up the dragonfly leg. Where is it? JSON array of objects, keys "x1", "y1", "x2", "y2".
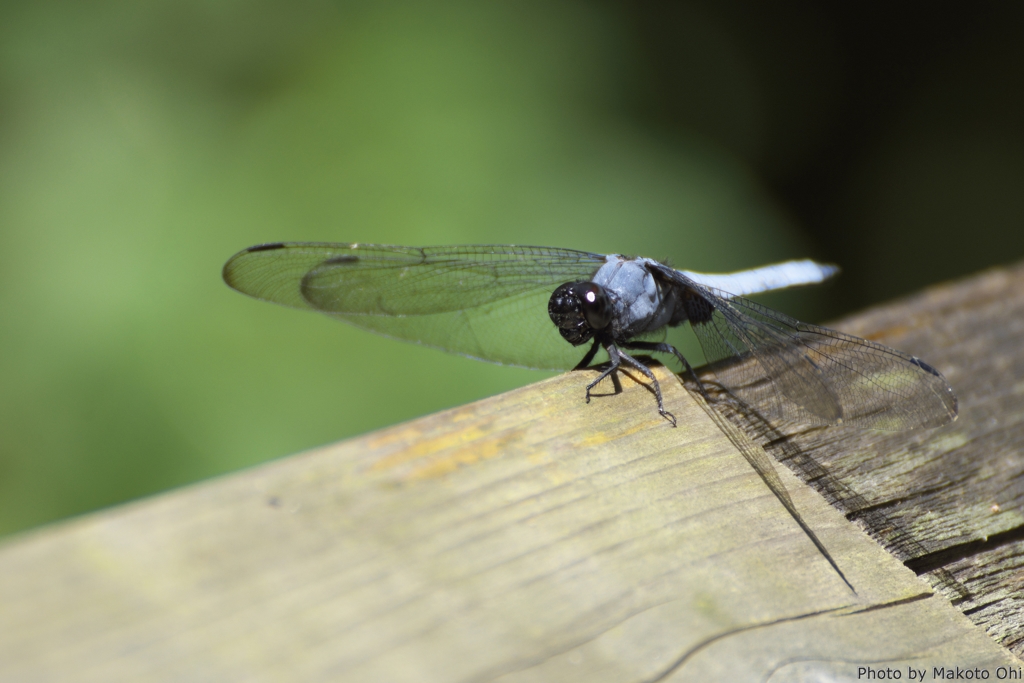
[
  {"x1": 584, "y1": 343, "x2": 621, "y2": 404},
  {"x1": 574, "y1": 337, "x2": 602, "y2": 370},
  {"x1": 614, "y1": 346, "x2": 677, "y2": 427},
  {"x1": 621, "y1": 341, "x2": 711, "y2": 403}
]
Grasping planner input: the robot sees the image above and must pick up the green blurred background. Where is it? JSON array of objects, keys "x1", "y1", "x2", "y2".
[{"x1": 2, "y1": 1, "x2": 1022, "y2": 537}]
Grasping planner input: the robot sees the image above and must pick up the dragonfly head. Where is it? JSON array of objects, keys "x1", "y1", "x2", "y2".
[{"x1": 548, "y1": 281, "x2": 612, "y2": 345}]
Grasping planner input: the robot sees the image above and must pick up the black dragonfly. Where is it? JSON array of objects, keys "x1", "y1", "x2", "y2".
[{"x1": 222, "y1": 243, "x2": 958, "y2": 431}]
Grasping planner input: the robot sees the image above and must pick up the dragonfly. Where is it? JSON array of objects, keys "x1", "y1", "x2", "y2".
[{"x1": 222, "y1": 243, "x2": 958, "y2": 431}]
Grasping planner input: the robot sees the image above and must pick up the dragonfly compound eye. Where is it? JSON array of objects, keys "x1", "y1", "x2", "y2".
[
  {"x1": 548, "y1": 282, "x2": 610, "y2": 345},
  {"x1": 578, "y1": 282, "x2": 611, "y2": 330}
]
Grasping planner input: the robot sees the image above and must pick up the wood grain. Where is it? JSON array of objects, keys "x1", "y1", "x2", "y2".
[{"x1": 1, "y1": 265, "x2": 1022, "y2": 681}]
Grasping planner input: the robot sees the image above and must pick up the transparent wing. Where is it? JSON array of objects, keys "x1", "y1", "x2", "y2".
[
  {"x1": 654, "y1": 266, "x2": 958, "y2": 430},
  {"x1": 222, "y1": 242, "x2": 607, "y2": 370}
]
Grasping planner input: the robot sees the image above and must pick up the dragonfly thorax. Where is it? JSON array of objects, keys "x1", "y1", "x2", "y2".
[
  {"x1": 590, "y1": 256, "x2": 681, "y2": 338},
  {"x1": 548, "y1": 281, "x2": 612, "y2": 346}
]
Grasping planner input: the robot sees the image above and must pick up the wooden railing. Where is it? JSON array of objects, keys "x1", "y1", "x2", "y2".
[{"x1": 2, "y1": 263, "x2": 1022, "y2": 681}]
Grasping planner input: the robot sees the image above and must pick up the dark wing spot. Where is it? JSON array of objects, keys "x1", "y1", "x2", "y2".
[
  {"x1": 247, "y1": 242, "x2": 287, "y2": 252},
  {"x1": 910, "y1": 357, "x2": 942, "y2": 378},
  {"x1": 323, "y1": 255, "x2": 359, "y2": 265}
]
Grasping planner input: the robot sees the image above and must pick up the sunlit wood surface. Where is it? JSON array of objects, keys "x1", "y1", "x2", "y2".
[{"x1": 2, "y1": 265, "x2": 1023, "y2": 681}]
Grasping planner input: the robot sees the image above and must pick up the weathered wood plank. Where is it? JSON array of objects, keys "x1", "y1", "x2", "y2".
[
  {"x1": 714, "y1": 262, "x2": 1024, "y2": 657},
  {"x1": 0, "y1": 357, "x2": 1019, "y2": 679},
  {"x1": 3, "y1": 263, "x2": 1024, "y2": 680}
]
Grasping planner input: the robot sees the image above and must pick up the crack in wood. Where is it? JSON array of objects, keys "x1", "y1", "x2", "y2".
[{"x1": 906, "y1": 524, "x2": 1024, "y2": 575}]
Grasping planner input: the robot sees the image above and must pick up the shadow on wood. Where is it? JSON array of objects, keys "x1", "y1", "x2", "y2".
[{"x1": 734, "y1": 262, "x2": 1024, "y2": 658}]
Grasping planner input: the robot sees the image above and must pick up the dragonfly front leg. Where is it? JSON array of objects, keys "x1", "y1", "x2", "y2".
[
  {"x1": 615, "y1": 346, "x2": 676, "y2": 427},
  {"x1": 584, "y1": 342, "x2": 621, "y2": 404},
  {"x1": 574, "y1": 337, "x2": 602, "y2": 370},
  {"x1": 585, "y1": 343, "x2": 676, "y2": 427}
]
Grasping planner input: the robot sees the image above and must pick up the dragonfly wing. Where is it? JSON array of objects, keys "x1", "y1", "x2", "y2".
[
  {"x1": 652, "y1": 265, "x2": 958, "y2": 430},
  {"x1": 223, "y1": 243, "x2": 607, "y2": 370},
  {"x1": 687, "y1": 292, "x2": 845, "y2": 425},
  {"x1": 713, "y1": 295, "x2": 957, "y2": 429},
  {"x1": 222, "y1": 242, "x2": 353, "y2": 311},
  {"x1": 724, "y1": 296, "x2": 954, "y2": 430}
]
